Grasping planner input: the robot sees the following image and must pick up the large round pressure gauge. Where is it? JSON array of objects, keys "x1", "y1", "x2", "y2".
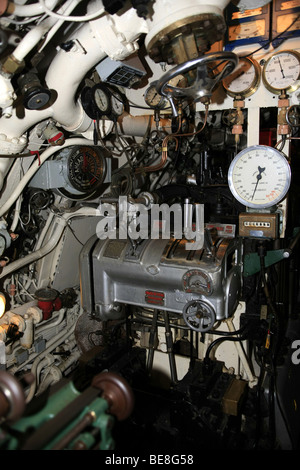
[
  {"x1": 67, "y1": 146, "x2": 106, "y2": 194},
  {"x1": 223, "y1": 57, "x2": 261, "y2": 98},
  {"x1": 262, "y1": 50, "x2": 300, "y2": 94},
  {"x1": 228, "y1": 145, "x2": 291, "y2": 209}
]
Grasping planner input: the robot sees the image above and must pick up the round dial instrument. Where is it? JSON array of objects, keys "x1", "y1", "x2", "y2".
[
  {"x1": 92, "y1": 84, "x2": 111, "y2": 115},
  {"x1": 144, "y1": 82, "x2": 167, "y2": 109},
  {"x1": 182, "y1": 269, "x2": 213, "y2": 295},
  {"x1": 109, "y1": 88, "x2": 125, "y2": 116},
  {"x1": 223, "y1": 57, "x2": 261, "y2": 98},
  {"x1": 67, "y1": 146, "x2": 106, "y2": 193},
  {"x1": 81, "y1": 84, "x2": 112, "y2": 119},
  {"x1": 262, "y1": 50, "x2": 300, "y2": 94},
  {"x1": 228, "y1": 145, "x2": 291, "y2": 209}
]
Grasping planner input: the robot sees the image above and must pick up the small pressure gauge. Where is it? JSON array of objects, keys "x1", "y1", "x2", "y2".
[
  {"x1": 81, "y1": 84, "x2": 112, "y2": 119},
  {"x1": 144, "y1": 82, "x2": 168, "y2": 109},
  {"x1": 223, "y1": 57, "x2": 261, "y2": 98},
  {"x1": 262, "y1": 50, "x2": 300, "y2": 94},
  {"x1": 92, "y1": 84, "x2": 112, "y2": 115},
  {"x1": 228, "y1": 145, "x2": 291, "y2": 209},
  {"x1": 106, "y1": 85, "x2": 126, "y2": 117}
]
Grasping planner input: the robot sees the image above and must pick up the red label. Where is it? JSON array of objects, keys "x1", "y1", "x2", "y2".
[{"x1": 145, "y1": 290, "x2": 165, "y2": 306}]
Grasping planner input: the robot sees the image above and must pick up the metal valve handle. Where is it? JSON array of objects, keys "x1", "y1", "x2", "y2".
[{"x1": 156, "y1": 51, "x2": 238, "y2": 116}]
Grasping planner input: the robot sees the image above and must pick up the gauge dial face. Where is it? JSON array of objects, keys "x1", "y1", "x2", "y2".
[
  {"x1": 182, "y1": 269, "x2": 213, "y2": 295},
  {"x1": 223, "y1": 57, "x2": 261, "y2": 97},
  {"x1": 228, "y1": 145, "x2": 291, "y2": 209},
  {"x1": 144, "y1": 84, "x2": 167, "y2": 109},
  {"x1": 68, "y1": 146, "x2": 106, "y2": 193},
  {"x1": 228, "y1": 19, "x2": 266, "y2": 41},
  {"x1": 108, "y1": 87, "x2": 125, "y2": 116},
  {"x1": 262, "y1": 50, "x2": 300, "y2": 93},
  {"x1": 93, "y1": 85, "x2": 111, "y2": 114}
]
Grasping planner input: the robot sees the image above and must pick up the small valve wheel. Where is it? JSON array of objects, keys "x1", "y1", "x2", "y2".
[
  {"x1": 183, "y1": 300, "x2": 216, "y2": 332},
  {"x1": 286, "y1": 105, "x2": 300, "y2": 127}
]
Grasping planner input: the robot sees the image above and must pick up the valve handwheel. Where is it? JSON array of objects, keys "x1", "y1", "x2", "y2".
[
  {"x1": 183, "y1": 300, "x2": 216, "y2": 332},
  {"x1": 92, "y1": 371, "x2": 134, "y2": 421},
  {"x1": 156, "y1": 51, "x2": 238, "y2": 116}
]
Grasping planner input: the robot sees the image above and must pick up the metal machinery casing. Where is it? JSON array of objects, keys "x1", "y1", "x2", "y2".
[{"x1": 80, "y1": 234, "x2": 242, "y2": 324}]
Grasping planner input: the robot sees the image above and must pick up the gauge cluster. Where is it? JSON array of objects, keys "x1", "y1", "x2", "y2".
[
  {"x1": 221, "y1": 49, "x2": 300, "y2": 102},
  {"x1": 81, "y1": 82, "x2": 127, "y2": 120}
]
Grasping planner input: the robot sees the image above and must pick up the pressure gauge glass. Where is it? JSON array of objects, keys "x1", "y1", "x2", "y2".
[
  {"x1": 262, "y1": 50, "x2": 300, "y2": 94},
  {"x1": 144, "y1": 82, "x2": 167, "y2": 109},
  {"x1": 223, "y1": 57, "x2": 261, "y2": 98},
  {"x1": 93, "y1": 85, "x2": 111, "y2": 115},
  {"x1": 107, "y1": 85, "x2": 125, "y2": 116},
  {"x1": 228, "y1": 19, "x2": 266, "y2": 42},
  {"x1": 228, "y1": 145, "x2": 291, "y2": 209},
  {"x1": 67, "y1": 146, "x2": 106, "y2": 193}
]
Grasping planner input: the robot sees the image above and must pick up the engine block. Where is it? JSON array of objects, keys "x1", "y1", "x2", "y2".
[{"x1": 80, "y1": 234, "x2": 242, "y2": 331}]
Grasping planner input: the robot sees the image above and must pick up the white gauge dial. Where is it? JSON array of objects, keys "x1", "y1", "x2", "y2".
[
  {"x1": 223, "y1": 57, "x2": 261, "y2": 98},
  {"x1": 111, "y1": 92, "x2": 124, "y2": 116},
  {"x1": 94, "y1": 87, "x2": 110, "y2": 112},
  {"x1": 228, "y1": 145, "x2": 291, "y2": 209},
  {"x1": 262, "y1": 50, "x2": 300, "y2": 94}
]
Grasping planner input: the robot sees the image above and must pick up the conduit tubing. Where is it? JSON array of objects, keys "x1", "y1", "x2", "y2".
[
  {"x1": 0, "y1": 206, "x2": 99, "y2": 279},
  {"x1": 6, "y1": 0, "x2": 59, "y2": 17}
]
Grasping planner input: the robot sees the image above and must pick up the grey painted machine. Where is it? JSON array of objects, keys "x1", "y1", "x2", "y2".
[{"x1": 80, "y1": 232, "x2": 242, "y2": 332}]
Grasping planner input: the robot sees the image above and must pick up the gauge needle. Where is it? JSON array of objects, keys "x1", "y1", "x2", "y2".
[
  {"x1": 277, "y1": 57, "x2": 285, "y2": 79},
  {"x1": 82, "y1": 153, "x2": 88, "y2": 172},
  {"x1": 251, "y1": 165, "x2": 265, "y2": 200}
]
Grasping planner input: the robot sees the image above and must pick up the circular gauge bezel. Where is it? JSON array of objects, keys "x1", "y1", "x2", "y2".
[
  {"x1": 92, "y1": 84, "x2": 112, "y2": 116},
  {"x1": 182, "y1": 269, "x2": 213, "y2": 295},
  {"x1": 228, "y1": 145, "x2": 291, "y2": 209},
  {"x1": 106, "y1": 85, "x2": 126, "y2": 116},
  {"x1": 223, "y1": 56, "x2": 261, "y2": 98},
  {"x1": 144, "y1": 83, "x2": 168, "y2": 109},
  {"x1": 262, "y1": 50, "x2": 300, "y2": 94},
  {"x1": 67, "y1": 146, "x2": 107, "y2": 194}
]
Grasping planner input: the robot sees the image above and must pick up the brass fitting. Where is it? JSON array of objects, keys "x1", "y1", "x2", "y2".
[{"x1": 1, "y1": 54, "x2": 24, "y2": 76}]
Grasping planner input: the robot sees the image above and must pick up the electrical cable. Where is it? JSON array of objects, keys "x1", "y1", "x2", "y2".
[
  {"x1": 38, "y1": 0, "x2": 105, "y2": 22},
  {"x1": 240, "y1": 13, "x2": 300, "y2": 59}
]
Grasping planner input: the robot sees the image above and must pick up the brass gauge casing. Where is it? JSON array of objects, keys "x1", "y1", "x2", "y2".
[
  {"x1": 223, "y1": 56, "x2": 261, "y2": 98},
  {"x1": 262, "y1": 50, "x2": 300, "y2": 94},
  {"x1": 144, "y1": 82, "x2": 168, "y2": 109}
]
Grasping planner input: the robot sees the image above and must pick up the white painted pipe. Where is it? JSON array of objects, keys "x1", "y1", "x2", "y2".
[
  {"x1": 7, "y1": 0, "x2": 59, "y2": 18},
  {"x1": 12, "y1": 0, "x2": 82, "y2": 62}
]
